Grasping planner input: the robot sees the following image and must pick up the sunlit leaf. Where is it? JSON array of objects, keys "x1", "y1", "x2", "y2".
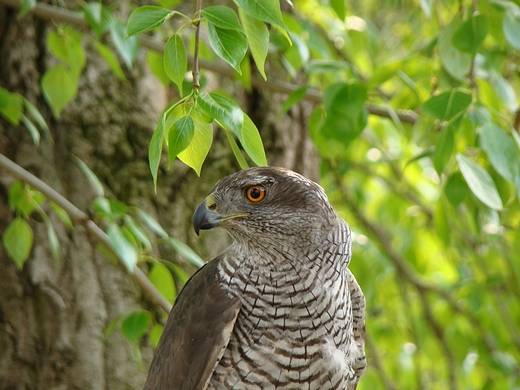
[
  {"x1": 168, "y1": 115, "x2": 194, "y2": 164},
  {"x1": 279, "y1": 86, "x2": 307, "y2": 116},
  {"x1": 456, "y1": 153, "x2": 503, "y2": 210},
  {"x1": 177, "y1": 109, "x2": 213, "y2": 176}
]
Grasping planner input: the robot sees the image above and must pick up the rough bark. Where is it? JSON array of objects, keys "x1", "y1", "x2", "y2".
[{"x1": 0, "y1": 2, "x2": 318, "y2": 389}]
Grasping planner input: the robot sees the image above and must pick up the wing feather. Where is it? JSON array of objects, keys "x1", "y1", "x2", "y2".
[{"x1": 143, "y1": 255, "x2": 241, "y2": 390}]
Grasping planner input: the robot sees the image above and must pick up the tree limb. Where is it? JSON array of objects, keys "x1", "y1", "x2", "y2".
[{"x1": 0, "y1": 153, "x2": 172, "y2": 313}]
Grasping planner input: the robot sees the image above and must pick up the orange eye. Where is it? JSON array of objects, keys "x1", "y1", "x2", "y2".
[{"x1": 245, "y1": 185, "x2": 266, "y2": 203}]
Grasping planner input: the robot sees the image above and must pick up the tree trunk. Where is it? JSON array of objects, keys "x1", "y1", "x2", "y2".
[{"x1": 0, "y1": 2, "x2": 318, "y2": 388}]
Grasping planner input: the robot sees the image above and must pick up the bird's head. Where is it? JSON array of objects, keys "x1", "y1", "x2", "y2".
[{"x1": 193, "y1": 167, "x2": 337, "y2": 246}]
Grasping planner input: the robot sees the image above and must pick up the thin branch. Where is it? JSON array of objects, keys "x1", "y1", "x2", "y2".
[
  {"x1": 0, "y1": 0, "x2": 419, "y2": 124},
  {"x1": 0, "y1": 153, "x2": 172, "y2": 313},
  {"x1": 191, "y1": 0, "x2": 202, "y2": 89}
]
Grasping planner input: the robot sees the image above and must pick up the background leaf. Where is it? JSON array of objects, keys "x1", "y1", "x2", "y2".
[
  {"x1": 456, "y1": 153, "x2": 503, "y2": 210},
  {"x1": 2, "y1": 218, "x2": 34, "y2": 269}
]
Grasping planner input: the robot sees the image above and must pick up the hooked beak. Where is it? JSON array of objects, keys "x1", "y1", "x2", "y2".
[
  {"x1": 193, "y1": 197, "x2": 223, "y2": 235},
  {"x1": 193, "y1": 194, "x2": 249, "y2": 235}
]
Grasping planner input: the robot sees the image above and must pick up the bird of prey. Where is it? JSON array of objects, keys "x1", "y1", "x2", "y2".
[{"x1": 143, "y1": 167, "x2": 366, "y2": 390}]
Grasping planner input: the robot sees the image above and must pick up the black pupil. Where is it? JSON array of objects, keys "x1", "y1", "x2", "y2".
[{"x1": 250, "y1": 187, "x2": 261, "y2": 199}]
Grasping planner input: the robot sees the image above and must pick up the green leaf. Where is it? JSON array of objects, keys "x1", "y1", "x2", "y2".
[
  {"x1": 438, "y1": 16, "x2": 472, "y2": 81},
  {"x1": 503, "y1": 11, "x2": 520, "y2": 50},
  {"x1": 0, "y1": 89, "x2": 23, "y2": 125},
  {"x1": 198, "y1": 92, "x2": 244, "y2": 136},
  {"x1": 83, "y1": 3, "x2": 113, "y2": 37},
  {"x1": 94, "y1": 41, "x2": 126, "y2": 81},
  {"x1": 169, "y1": 237, "x2": 204, "y2": 268},
  {"x1": 201, "y1": 6, "x2": 243, "y2": 31},
  {"x1": 279, "y1": 86, "x2": 307, "y2": 116},
  {"x1": 147, "y1": 51, "x2": 170, "y2": 87},
  {"x1": 103, "y1": 315, "x2": 123, "y2": 339},
  {"x1": 226, "y1": 129, "x2": 249, "y2": 169},
  {"x1": 20, "y1": 0, "x2": 35, "y2": 17},
  {"x1": 240, "y1": 114, "x2": 267, "y2": 166},
  {"x1": 107, "y1": 223, "x2": 138, "y2": 271},
  {"x1": 148, "y1": 262, "x2": 176, "y2": 303},
  {"x1": 41, "y1": 64, "x2": 78, "y2": 117},
  {"x1": 444, "y1": 171, "x2": 469, "y2": 207},
  {"x1": 330, "y1": 0, "x2": 346, "y2": 20},
  {"x1": 235, "y1": 0, "x2": 287, "y2": 31},
  {"x1": 239, "y1": 8, "x2": 269, "y2": 80},
  {"x1": 164, "y1": 34, "x2": 187, "y2": 92},
  {"x1": 20, "y1": 115, "x2": 40, "y2": 145},
  {"x1": 45, "y1": 219, "x2": 60, "y2": 263},
  {"x1": 47, "y1": 27, "x2": 85, "y2": 74},
  {"x1": 110, "y1": 21, "x2": 140, "y2": 68},
  {"x1": 50, "y1": 202, "x2": 74, "y2": 230},
  {"x1": 456, "y1": 153, "x2": 503, "y2": 210},
  {"x1": 321, "y1": 82, "x2": 368, "y2": 148},
  {"x1": 149, "y1": 121, "x2": 164, "y2": 190},
  {"x1": 136, "y1": 209, "x2": 168, "y2": 238},
  {"x1": 121, "y1": 310, "x2": 151, "y2": 342},
  {"x1": 452, "y1": 14, "x2": 488, "y2": 54},
  {"x1": 207, "y1": 22, "x2": 248, "y2": 73},
  {"x1": 71, "y1": 155, "x2": 105, "y2": 197},
  {"x1": 3, "y1": 218, "x2": 34, "y2": 269},
  {"x1": 126, "y1": 6, "x2": 175, "y2": 37},
  {"x1": 124, "y1": 215, "x2": 152, "y2": 250},
  {"x1": 480, "y1": 123, "x2": 520, "y2": 184},
  {"x1": 168, "y1": 115, "x2": 195, "y2": 164},
  {"x1": 8, "y1": 181, "x2": 39, "y2": 217},
  {"x1": 434, "y1": 200, "x2": 450, "y2": 246},
  {"x1": 433, "y1": 125, "x2": 454, "y2": 175},
  {"x1": 23, "y1": 98, "x2": 50, "y2": 138},
  {"x1": 422, "y1": 89, "x2": 472, "y2": 122},
  {"x1": 177, "y1": 109, "x2": 213, "y2": 175},
  {"x1": 150, "y1": 323, "x2": 164, "y2": 347}
]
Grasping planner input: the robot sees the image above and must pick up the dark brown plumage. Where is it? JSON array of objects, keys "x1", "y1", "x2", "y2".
[{"x1": 144, "y1": 167, "x2": 366, "y2": 390}]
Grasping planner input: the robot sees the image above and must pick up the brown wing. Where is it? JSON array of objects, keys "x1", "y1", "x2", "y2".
[{"x1": 143, "y1": 255, "x2": 241, "y2": 390}]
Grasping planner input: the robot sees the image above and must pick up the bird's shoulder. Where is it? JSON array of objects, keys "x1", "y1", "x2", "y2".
[{"x1": 143, "y1": 255, "x2": 241, "y2": 390}]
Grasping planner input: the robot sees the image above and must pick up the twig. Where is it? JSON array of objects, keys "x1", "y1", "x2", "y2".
[
  {"x1": 0, "y1": 153, "x2": 172, "y2": 313},
  {"x1": 0, "y1": 0, "x2": 419, "y2": 124},
  {"x1": 192, "y1": 0, "x2": 202, "y2": 89}
]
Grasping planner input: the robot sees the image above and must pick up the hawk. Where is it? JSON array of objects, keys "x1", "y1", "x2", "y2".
[{"x1": 143, "y1": 167, "x2": 366, "y2": 390}]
